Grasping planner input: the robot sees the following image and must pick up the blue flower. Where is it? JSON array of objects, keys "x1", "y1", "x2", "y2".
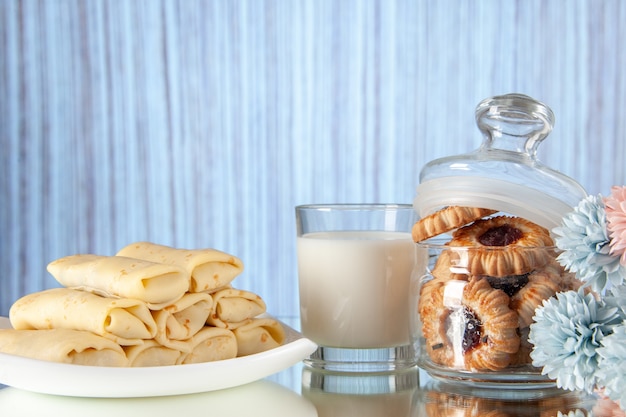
[
  {"x1": 596, "y1": 321, "x2": 626, "y2": 408},
  {"x1": 553, "y1": 194, "x2": 626, "y2": 294},
  {"x1": 529, "y1": 290, "x2": 625, "y2": 393}
]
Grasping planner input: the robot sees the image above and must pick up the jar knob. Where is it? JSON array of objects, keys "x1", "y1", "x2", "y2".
[{"x1": 475, "y1": 93, "x2": 555, "y2": 157}]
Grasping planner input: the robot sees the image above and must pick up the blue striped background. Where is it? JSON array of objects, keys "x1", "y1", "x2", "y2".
[{"x1": 1, "y1": 0, "x2": 625, "y2": 318}]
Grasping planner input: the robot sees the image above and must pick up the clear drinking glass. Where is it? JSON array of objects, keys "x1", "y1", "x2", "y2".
[{"x1": 296, "y1": 204, "x2": 418, "y2": 372}]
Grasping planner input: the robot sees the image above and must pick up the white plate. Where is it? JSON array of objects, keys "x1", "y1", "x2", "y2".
[
  {"x1": 0, "y1": 379, "x2": 318, "y2": 417},
  {"x1": 0, "y1": 316, "x2": 317, "y2": 398}
]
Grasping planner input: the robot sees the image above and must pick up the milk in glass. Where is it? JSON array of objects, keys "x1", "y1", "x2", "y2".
[{"x1": 297, "y1": 230, "x2": 415, "y2": 348}]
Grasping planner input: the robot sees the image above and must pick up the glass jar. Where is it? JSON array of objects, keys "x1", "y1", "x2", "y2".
[
  {"x1": 414, "y1": 93, "x2": 586, "y2": 231},
  {"x1": 411, "y1": 93, "x2": 588, "y2": 387}
]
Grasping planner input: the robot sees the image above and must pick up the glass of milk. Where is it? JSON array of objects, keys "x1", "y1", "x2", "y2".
[{"x1": 296, "y1": 204, "x2": 419, "y2": 372}]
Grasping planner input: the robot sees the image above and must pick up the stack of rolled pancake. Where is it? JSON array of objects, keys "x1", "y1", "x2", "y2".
[{"x1": 0, "y1": 242, "x2": 285, "y2": 367}]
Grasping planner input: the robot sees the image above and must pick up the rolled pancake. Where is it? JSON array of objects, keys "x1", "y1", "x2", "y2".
[
  {"x1": 9, "y1": 288, "x2": 157, "y2": 346},
  {"x1": 152, "y1": 292, "x2": 213, "y2": 350},
  {"x1": 124, "y1": 340, "x2": 182, "y2": 367},
  {"x1": 177, "y1": 326, "x2": 238, "y2": 364},
  {"x1": 206, "y1": 288, "x2": 266, "y2": 329},
  {"x1": 0, "y1": 328, "x2": 128, "y2": 366},
  {"x1": 47, "y1": 254, "x2": 189, "y2": 307},
  {"x1": 232, "y1": 318, "x2": 285, "y2": 357},
  {"x1": 117, "y1": 242, "x2": 244, "y2": 292}
]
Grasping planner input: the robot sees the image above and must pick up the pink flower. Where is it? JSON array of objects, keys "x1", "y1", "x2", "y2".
[
  {"x1": 594, "y1": 389, "x2": 625, "y2": 417},
  {"x1": 605, "y1": 185, "x2": 626, "y2": 266}
]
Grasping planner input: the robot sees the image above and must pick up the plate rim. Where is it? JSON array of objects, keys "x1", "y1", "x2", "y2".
[{"x1": 0, "y1": 315, "x2": 316, "y2": 398}]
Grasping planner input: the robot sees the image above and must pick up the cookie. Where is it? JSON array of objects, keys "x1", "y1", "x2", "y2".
[
  {"x1": 448, "y1": 216, "x2": 554, "y2": 276},
  {"x1": 419, "y1": 276, "x2": 520, "y2": 371},
  {"x1": 509, "y1": 261, "x2": 564, "y2": 328},
  {"x1": 460, "y1": 277, "x2": 520, "y2": 371},
  {"x1": 431, "y1": 248, "x2": 470, "y2": 282},
  {"x1": 419, "y1": 277, "x2": 455, "y2": 367},
  {"x1": 412, "y1": 206, "x2": 497, "y2": 242}
]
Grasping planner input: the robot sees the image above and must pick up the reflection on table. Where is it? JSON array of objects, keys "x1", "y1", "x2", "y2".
[
  {"x1": 296, "y1": 365, "x2": 618, "y2": 417},
  {"x1": 0, "y1": 378, "x2": 316, "y2": 417},
  {"x1": 417, "y1": 378, "x2": 596, "y2": 417},
  {"x1": 1, "y1": 364, "x2": 624, "y2": 417},
  {"x1": 301, "y1": 366, "x2": 419, "y2": 417}
]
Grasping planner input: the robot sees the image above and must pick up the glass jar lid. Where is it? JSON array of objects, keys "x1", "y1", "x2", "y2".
[{"x1": 414, "y1": 93, "x2": 587, "y2": 231}]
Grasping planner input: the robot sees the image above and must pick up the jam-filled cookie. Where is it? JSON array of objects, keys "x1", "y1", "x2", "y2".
[
  {"x1": 509, "y1": 326, "x2": 533, "y2": 367},
  {"x1": 509, "y1": 261, "x2": 564, "y2": 328},
  {"x1": 412, "y1": 206, "x2": 497, "y2": 243},
  {"x1": 460, "y1": 277, "x2": 520, "y2": 371},
  {"x1": 555, "y1": 267, "x2": 583, "y2": 293},
  {"x1": 430, "y1": 248, "x2": 470, "y2": 282},
  {"x1": 419, "y1": 277, "x2": 455, "y2": 367},
  {"x1": 447, "y1": 216, "x2": 554, "y2": 276},
  {"x1": 419, "y1": 276, "x2": 520, "y2": 371}
]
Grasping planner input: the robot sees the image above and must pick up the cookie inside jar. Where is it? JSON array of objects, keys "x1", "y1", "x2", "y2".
[{"x1": 412, "y1": 207, "x2": 582, "y2": 386}]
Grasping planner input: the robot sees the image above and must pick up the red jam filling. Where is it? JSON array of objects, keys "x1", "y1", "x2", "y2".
[
  {"x1": 485, "y1": 273, "x2": 530, "y2": 297},
  {"x1": 461, "y1": 307, "x2": 483, "y2": 354},
  {"x1": 478, "y1": 225, "x2": 523, "y2": 246}
]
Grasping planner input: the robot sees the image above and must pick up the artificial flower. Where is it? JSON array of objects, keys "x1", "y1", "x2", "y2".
[
  {"x1": 604, "y1": 185, "x2": 626, "y2": 266},
  {"x1": 553, "y1": 194, "x2": 626, "y2": 293},
  {"x1": 533, "y1": 185, "x2": 626, "y2": 414},
  {"x1": 596, "y1": 322, "x2": 626, "y2": 408},
  {"x1": 593, "y1": 394, "x2": 626, "y2": 417},
  {"x1": 529, "y1": 290, "x2": 625, "y2": 393},
  {"x1": 607, "y1": 282, "x2": 626, "y2": 298}
]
